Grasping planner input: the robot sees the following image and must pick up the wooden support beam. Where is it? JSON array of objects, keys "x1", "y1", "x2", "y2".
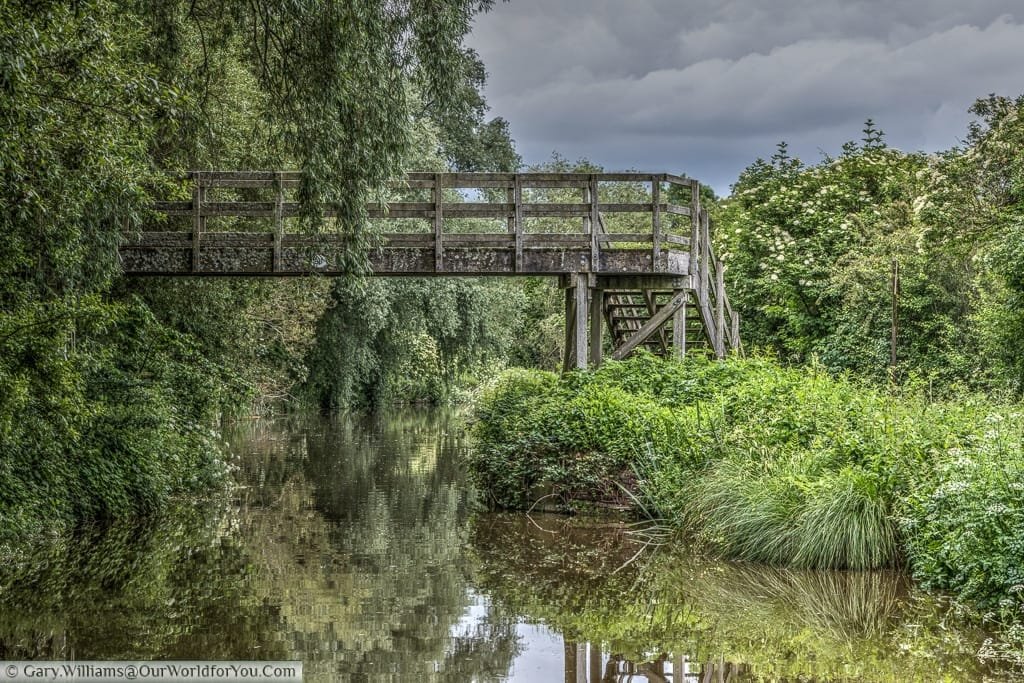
[
  {"x1": 731, "y1": 310, "x2": 740, "y2": 354},
  {"x1": 715, "y1": 260, "x2": 726, "y2": 359},
  {"x1": 514, "y1": 174, "x2": 523, "y2": 272},
  {"x1": 434, "y1": 173, "x2": 444, "y2": 272},
  {"x1": 191, "y1": 171, "x2": 205, "y2": 272},
  {"x1": 651, "y1": 176, "x2": 661, "y2": 270},
  {"x1": 673, "y1": 292, "x2": 687, "y2": 358},
  {"x1": 273, "y1": 171, "x2": 284, "y2": 272},
  {"x1": 574, "y1": 274, "x2": 588, "y2": 369},
  {"x1": 643, "y1": 290, "x2": 669, "y2": 354},
  {"x1": 589, "y1": 287, "x2": 603, "y2": 367},
  {"x1": 611, "y1": 291, "x2": 687, "y2": 361},
  {"x1": 589, "y1": 175, "x2": 600, "y2": 271},
  {"x1": 689, "y1": 181, "x2": 700, "y2": 280},
  {"x1": 563, "y1": 285, "x2": 576, "y2": 373}
]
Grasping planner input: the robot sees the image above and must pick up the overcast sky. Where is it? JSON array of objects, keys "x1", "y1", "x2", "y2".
[{"x1": 467, "y1": 0, "x2": 1024, "y2": 195}]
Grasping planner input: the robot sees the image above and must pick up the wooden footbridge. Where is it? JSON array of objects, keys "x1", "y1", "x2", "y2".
[{"x1": 121, "y1": 171, "x2": 740, "y2": 368}]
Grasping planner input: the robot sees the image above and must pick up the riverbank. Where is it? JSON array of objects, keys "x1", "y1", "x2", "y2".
[{"x1": 468, "y1": 353, "x2": 1024, "y2": 646}]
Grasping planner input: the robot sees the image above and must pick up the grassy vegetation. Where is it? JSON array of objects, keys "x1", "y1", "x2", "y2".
[{"x1": 468, "y1": 353, "x2": 1024, "y2": 632}]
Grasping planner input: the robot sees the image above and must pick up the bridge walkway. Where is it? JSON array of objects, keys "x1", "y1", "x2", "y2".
[{"x1": 120, "y1": 171, "x2": 741, "y2": 366}]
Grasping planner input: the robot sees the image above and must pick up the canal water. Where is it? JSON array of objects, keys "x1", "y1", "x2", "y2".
[{"x1": 0, "y1": 408, "x2": 1018, "y2": 681}]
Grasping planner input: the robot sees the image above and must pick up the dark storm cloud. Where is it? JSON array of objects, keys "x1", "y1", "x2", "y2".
[{"x1": 467, "y1": 1, "x2": 1024, "y2": 193}]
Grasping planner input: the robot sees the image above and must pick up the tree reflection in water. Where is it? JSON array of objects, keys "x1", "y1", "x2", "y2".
[{"x1": 0, "y1": 409, "x2": 1018, "y2": 682}]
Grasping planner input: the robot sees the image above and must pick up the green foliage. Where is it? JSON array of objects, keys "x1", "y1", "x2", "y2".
[
  {"x1": 0, "y1": 0, "x2": 506, "y2": 548},
  {"x1": 900, "y1": 406, "x2": 1024, "y2": 619},
  {"x1": 0, "y1": 298, "x2": 227, "y2": 546},
  {"x1": 716, "y1": 100, "x2": 1024, "y2": 394},
  {"x1": 469, "y1": 353, "x2": 1024, "y2": 591}
]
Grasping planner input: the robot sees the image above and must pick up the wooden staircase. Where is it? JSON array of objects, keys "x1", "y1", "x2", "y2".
[{"x1": 593, "y1": 210, "x2": 740, "y2": 362}]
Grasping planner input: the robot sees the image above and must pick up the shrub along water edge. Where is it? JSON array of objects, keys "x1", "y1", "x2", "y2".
[{"x1": 468, "y1": 353, "x2": 1024, "y2": 632}]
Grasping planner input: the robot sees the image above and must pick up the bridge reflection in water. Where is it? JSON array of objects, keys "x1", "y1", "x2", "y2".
[{"x1": 561, "y1": 641, "x2": 748, "y2": 683}]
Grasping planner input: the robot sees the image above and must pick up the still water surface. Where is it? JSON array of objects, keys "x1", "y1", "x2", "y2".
[{"x1": 0, "y1": 408, "x2": 1018, "y2": 681}]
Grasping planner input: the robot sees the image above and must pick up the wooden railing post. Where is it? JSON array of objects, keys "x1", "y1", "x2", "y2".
[
  {"x1": 651, "y1": 175, "x2": 661, "y2": 271},
  {"x1": 434, "y1": 173, "x2": 444, "y2": 272},
  {"x1": 273, "y1": 171, "x2": 284, "y2": 272},
  {"x1": 513, "y1": 174, "x2": 523, "y2": 272},
  {"x1": 191, "y1": 171, "x2": 204, "y2": 272},
  {"x1": 589, "y1": 175, "x2": 600, "y2": 272},
  {"x1": 731, "y1": 310, "x2": 740, "y2": 353},
  {"x1": 715, "y1": 259, "x2": 726, "y2": 358},
  {"x1": 689, "y1": 180, "x2": 701, "y2": 282}
]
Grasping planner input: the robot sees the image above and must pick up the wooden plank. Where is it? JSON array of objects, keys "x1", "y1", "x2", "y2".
[
  {"x1": 434, "y1": 174, "x2": 443, "y2": 272},
  {"x1": 521, "y1": 203, "x2": 589, "y2": 218},
  {"x1": 651, "y1": 177, "x2": 662, "y2": 270},
  {"x1": 690, "y1": 182, "x2": 701, "y2": 280},
  {"x1": 589, "y1": 176, "x2": 600, "y2": 273},
  {"x1": 731, "y1": 310, "x2": 740, "y2": 353},
  {"x1": 581, "y1": 184, "x2": 591, "y2": 247},
  {"x1": 523, "y1": 233, "x2": 589, "y2": 245},
  {"x1": 563, "y1": 286, "x2": 576, "y2": 372},
  {"x1": 519, "y1": 178, "x2": 590, "y2": 189},
  {"x1": 643, "y1": 289, "x2": 669, "y2": 353},
  {"x1": 191, "y1": 172, "x2": 204, "y2": 272},
  {"x1": 610, "y1": 291, "x2": 688, "y2": 360},
  {"x1": 597, "y1": 202, "x2": 656, "y2": 213},
  {"x1": 673, "y1": 292, "x2": 687, "y2": 358},
  {"x1": 575, "y1": 274, "x2": 588, "y2": 368},
  {"x1": 273, "y1": 172, "x2": 283, "y2": 272},
  {"x1": 589, "y1": 287, "x2": 603, "y2": 367},
  {"x1": 664, "y1": 173, "x2": 695, "y2": 187},
  {"x1": 663, "y1": 203, "x2": 692, "y2": 216},
  {"x1": 514, "y1": 174, "x2": 523, "y2": 272},
  {"x1": 715, "y1": 259, "x2": 726, "y2": 359},
  {"x1": 597, "y1": 233, "x2": 653, "y2": 243}
]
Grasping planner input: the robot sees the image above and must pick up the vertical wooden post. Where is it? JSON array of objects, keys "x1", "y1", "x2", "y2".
[
  {"x1": 689, "y1": 180, "x2": 701, "y2": 281},
  {"x1": 651, "y1": 175, "x2": 661, "y2": 270},
  {"x1": 731, "y1": 310, "x2": 740, "y2": 353},
  {"x1": 589, "y1": 286, "x2": 603, "y2": 367},
  {"x1": 890, "y1": 258, "x2": 899, "y2": 368},
  {"x1": 581, "y1": 184, "x2": 591, "y2": 235},
  {"x1": 563, "y1": 282, "x2": 576, "y2": 373},
  {"x1": 191, "y1": 171, "x2": 204, "y2": 273},
  {"x1": 575, "y1": 274, "x2": 588, "y2": 369},
  {"x1": 506, "y1": 183, "x2": 515, "y2": 233},
  {"x1": 673, "y1": 291, "x2": 687, "y2": 358},
  {"x1": 715, "y1": 260, "x2": 726, "y2": 359},
  {"x1": 562, "y1": 274, "x2": 589, "y2": 371},
  {"x1": 589, "y1": 175, "x2": 600, "y2": 272},
  {"x1": 434, "y1": 173, "x2": 444, "y2": 272},
  {"x1": 513, "y1": 174, "x2": 523, "y2": 272},
  {"x1": 273, "y1": 171, "x2": 284, "y2": 272}
]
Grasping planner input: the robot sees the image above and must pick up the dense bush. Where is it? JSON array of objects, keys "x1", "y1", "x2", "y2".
[
  {"x1": 469, "y1": 354, "x2": 1024, "y2": 621},
  {"x1": 0, "y1": 299, "x2": 228, "y2": 548}
]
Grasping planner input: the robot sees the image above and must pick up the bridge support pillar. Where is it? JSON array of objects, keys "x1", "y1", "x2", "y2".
[{"x1": 562, "y1": 273, "x2": 591, "y2": 371}]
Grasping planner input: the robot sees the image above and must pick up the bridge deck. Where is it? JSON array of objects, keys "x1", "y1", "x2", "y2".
[
  {"x1": 121, "y1": 172, "x2": 695, "y2": 278},
  {"x1": 120, "y1": 171, "x2": 740, "y2": 363}
]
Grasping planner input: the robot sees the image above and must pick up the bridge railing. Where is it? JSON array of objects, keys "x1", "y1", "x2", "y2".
[{"x1": 143, "y1": 171, "x2": 699, "y2": 275}]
